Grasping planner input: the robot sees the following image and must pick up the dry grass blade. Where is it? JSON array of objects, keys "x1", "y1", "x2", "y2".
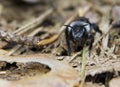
[
  {"x1": 13, "y1": 8, "x2": 53, "y2": 35},
  {"x1": 80, "y1": 47, "x2": 87, "y2": 87}
]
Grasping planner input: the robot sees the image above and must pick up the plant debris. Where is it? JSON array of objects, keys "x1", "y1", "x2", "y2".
[{"x1": 0, "y1": 0, "x2": 120, "y2": 87}]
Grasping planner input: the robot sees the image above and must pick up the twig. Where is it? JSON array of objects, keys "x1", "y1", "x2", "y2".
[
  {"x1": 6, "y1": 27, "x2": 43, "y2": 55},
  {"x1": 37, "y1": 34, "x2": 58, "y2": 46},
  {"x1": 0, "y1": 29, "x2": 41, "y2": 46}
]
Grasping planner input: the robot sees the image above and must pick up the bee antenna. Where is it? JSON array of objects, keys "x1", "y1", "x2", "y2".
[
  {"x1": 83, "y1": 24, "x2": 88, "y2": 27},
  {"x1": 64, "y1": 25, "x2": 74, "y2": 29}
]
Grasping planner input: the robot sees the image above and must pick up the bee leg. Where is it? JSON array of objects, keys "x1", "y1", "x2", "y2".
[
  {"x1": 92, "y1": 23, "x2": 102, "y2": 35},
  {"x1": 88, "y1": 35, "x2": 94, "y2": 56},
  {"x1": 65, "y1": 28, "x2": 72, "y2": 56}
]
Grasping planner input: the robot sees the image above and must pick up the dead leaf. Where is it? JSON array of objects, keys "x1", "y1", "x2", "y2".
[
  {"x1": 109, "y1": 77, "x2": 120, "y2": 87},
  {"x1": 83, "y1": 82, "x2": 104, "y2": 87},
  {"x1": 0, "y1": 54, "x2": 80, "y2": 87}
]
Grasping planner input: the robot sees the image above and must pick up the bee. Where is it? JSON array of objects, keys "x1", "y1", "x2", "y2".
[{"x1": 65, "y1": 17, "x2": 102, "y2": 55}]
